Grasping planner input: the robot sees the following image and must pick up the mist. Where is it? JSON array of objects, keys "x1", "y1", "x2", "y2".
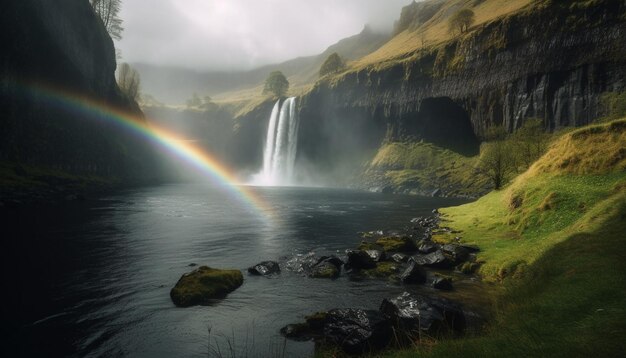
[{"x1": 118, "y1": 0, "x2": 410, "y2": 71}]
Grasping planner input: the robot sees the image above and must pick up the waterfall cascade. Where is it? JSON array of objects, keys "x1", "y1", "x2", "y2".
[{"x1": 255, "y1": 97, "x2": 299, "y2": 186}]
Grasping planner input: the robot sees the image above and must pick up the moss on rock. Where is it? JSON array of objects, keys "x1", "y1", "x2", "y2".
[
  {"x1": 358, "y1": 241, "x2": 385, "y2": 251},
  {"x1": 362, "y1": 262, "x2": 401, "y2": 279},
  {"x1": 170, "y1": 266, "x2": 243, "y2": 307},
  {"x1": 310, "y1": 262, "x2": 340, "y2": 279},
  {"x1": 375, "y1": 236, "x2": 417, "y2": 252}
]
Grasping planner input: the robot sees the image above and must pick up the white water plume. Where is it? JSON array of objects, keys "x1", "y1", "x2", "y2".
[{"x1": 253, "y1": 97, "x2": 299, "y2": 186}]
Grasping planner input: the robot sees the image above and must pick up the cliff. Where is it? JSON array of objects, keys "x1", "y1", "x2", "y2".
[
  {"x1": 298, "y1": 0, "x2": 626, "y2": 154},
  {"x1": 0, "y1": 0, "x2": 158, "y2": 186}
]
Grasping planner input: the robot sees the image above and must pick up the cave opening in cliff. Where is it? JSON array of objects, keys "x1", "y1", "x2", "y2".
[{"x1": 411, "y1": 97, "x2": 479, "y2": 156}]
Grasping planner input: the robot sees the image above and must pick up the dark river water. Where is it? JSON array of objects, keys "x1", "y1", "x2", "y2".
[{"x1": 2, "y1": 183, "x2": 479, "y2": 357}]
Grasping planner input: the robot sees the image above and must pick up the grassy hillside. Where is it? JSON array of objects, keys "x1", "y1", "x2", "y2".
[
  {"x1": 353, "y1": 0, "x2": 532, "y2": 69},
  {"x1": 380, "y1": 119, "x2": 626, "y2": 357},
  {"x1": 365, "y1": 142, "x2": 489, "y2": 197}
]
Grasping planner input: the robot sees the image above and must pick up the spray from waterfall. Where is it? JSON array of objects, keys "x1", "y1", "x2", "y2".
[{"x1": 254, "y1": 97, "x2": 299, "y2": 186}]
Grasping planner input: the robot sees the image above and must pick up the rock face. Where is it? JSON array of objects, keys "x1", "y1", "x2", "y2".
[
  {"x1": 170, "y1": 266, "x2": 244, "y2": 307},
  {"x1": 0, "y1": 0, "x2": 158, "y2": 179},
  {"x1": 295, "y1": 1, "x2": 626, "y2": 176}
]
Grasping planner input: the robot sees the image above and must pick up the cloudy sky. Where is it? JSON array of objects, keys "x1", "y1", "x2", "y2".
[{"x1": 118, "y1": 0, "x2": 410, "y2": 71}]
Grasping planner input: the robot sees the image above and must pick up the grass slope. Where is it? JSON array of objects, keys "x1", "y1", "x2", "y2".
[
  {"x1": 366, "y1": 141, "x2": 489, "y2": 196},
  {"x1": 380, "y1": 119, "x2": 626, "y2": 357},
  {"x1": 353, "y1": 0, "x2": 532, "y2": 69}
]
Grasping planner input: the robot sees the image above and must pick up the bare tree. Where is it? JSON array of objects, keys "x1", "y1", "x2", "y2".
[
  {"x1": 478, "y1": 127, "x2": 516, "y2": 190},
  {"x1": 91, "y1": 0, "x2": 123, "y2": 41},
  {"x1": 117, "y1": 63, "x2": 140, "y2": 101}
]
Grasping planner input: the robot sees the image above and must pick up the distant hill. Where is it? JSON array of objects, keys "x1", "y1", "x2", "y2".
[{"x1": 134, "y1": 26, "x2": 389, "y2": 104}]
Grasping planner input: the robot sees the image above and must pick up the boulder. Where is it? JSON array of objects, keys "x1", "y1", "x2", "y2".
[
  {"x1": 170, "y1": 266, "x2": 243, "y2": 307},
  {"x1": 418, "y1": 241, "x2": 439, "y2": 254},
  {"x1": 310, "y1": 262, "x2": 340, "y2": 279},
  {"x1": 400, "y1": 261, "x2": 427, "y2": 284},
  {"x1": 345, "y1": 250, "x2": 377, "y2": 270},
  {"x1": 362, "y1": 262, "x2": 401, "y2": 279},
  {"x1": 365, "y1": 249, "x2": 385, "y2": 262},
  {"x1": 380, "y1": 292, "x2": 465, "y2": 336},
  {"x1": 432, "y1": 275, "x2": 453, "y2": 290},
  {"x1": 411, "y1": 250, "x2": 454, "y2": 269},
  {"x1": 358, "y1": 241, "x2": 384, "y2": 251},
  {"x1": 375, "y1": 236, "x2": 417, "y2": 252},
  {"x1": 441, "y1": 244, "x2": 470, "y2": 264},
  {"x1": 247, "y1": 261, "x2": 280, "y2": 276},
  {"x1": 280, "y1": 312, "x2": 328, "y2": 341},
  {"x1": 391, "y1": 253, "x2": 409, "y2": 263},
  {"x1": 280, "y1": 324, "x2": 312, "y2": 341},
  {"x1": 315, "y1": 255, "x2": 344, "y2": 270},
  {"x1": 323, "y1": 308, "x2": 393, "y2": 354}
]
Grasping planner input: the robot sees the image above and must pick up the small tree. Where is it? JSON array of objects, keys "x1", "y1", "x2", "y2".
[
  {"x1": 263, "y1": 71, "x2": 289, "y2": 97},
  {"x1": 448, "y1": 8, "x2": 475, "y2": 35},
  {"x1": 478, "y1": 126, "x2": 516, "y2": 190},
  {"x1": 513, "y1": 118, "x2": 550, "y2": 169},
  {"x1": 117, "y1": 62, "x2": 140, "y2": 101},
  {"x1": 90, "y1": 0, "x2": 124, "y2": 41},
  {"x1": 319, "y1": 52, "x2": 345, "y2": 78}
]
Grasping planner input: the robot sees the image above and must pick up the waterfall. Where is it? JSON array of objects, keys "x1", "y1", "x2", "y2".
[{"x1": 256, "y1": 97, "x2": 299, "y2": 186}]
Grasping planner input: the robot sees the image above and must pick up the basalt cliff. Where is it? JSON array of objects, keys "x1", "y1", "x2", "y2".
[{"x1": 296, "y1": 0, "x2": 626, "y2": 170}]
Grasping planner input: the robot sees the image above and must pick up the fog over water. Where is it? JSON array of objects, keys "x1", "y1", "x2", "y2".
[{"x1": 118, "y1": 0, "x2": 410, "y2": 71}]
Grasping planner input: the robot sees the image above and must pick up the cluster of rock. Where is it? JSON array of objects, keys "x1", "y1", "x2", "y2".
[
  {"x1": 280, "y1": 291, "x2": 467, "y2": 354},
  {"x1": 169, "y1": 212, "x2": 483, "y2": 355},
  {"x1": 271, "y1": 212, "x2": 483, "y2": 353}
]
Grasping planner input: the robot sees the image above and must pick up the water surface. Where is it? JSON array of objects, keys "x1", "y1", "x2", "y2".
[{"x1": 2, "y1": 183, "x2": 477, "y2": 357}]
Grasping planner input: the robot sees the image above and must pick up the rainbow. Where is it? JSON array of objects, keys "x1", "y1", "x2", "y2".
[{"x1": 9, "y1": 82, "x2": 274, "y2": 221}]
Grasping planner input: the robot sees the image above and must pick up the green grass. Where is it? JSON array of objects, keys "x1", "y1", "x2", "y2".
[
  {"x1": 366, "y1": 141, "x2": 488, "y2": 196},
  {"x1": 368, "y1": 119, "x2": 626, "y2": 357}
]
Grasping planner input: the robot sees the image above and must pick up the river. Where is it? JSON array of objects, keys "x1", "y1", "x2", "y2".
[{"x1": 2, "y1": 183, "x2": 477, "y2": 357}]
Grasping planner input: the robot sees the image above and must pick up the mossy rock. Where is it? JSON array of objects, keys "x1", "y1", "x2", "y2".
[
  {"x1": 170, "y1": 266, "x2": 243, "y2": 307},
  {"x1": 305, "y1": 311, "x2": 328, "y2": 329},
  {"x1": 357, "y1": 241, "x2": 385, "y2": 251},
  {"x1": 375, "y1": 236, "x2": 417, "y2": 252},
  {"x1": 310, "y1": 262, "x2": 340, "y2": 279},
  {"x1": 362, "y1": 262, "x2": 401, "y2": 279}
]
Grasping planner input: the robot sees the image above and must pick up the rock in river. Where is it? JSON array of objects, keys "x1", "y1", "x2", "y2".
[
  {"x1": 411, "y1": 250, "x2": 455, "y2": 269},
  {"x1": 345, "y1": 250, "x2": 377, "y2": 270},
  {"x1": 375, "y1": 236, "x2": 417, "y2": 252},
  {"x1": 310, "y1": 261, "x2": 340, "y2": 279},
  {"x1": 170, "y1": 266, "x2": 243, "y2": 307},
  {"x1": 380, "y1": 292, "x2": 465, "y2": 335},
  {"x1": 400, "y1": 261, "x2": 427, "y2": 284},
  {"x1": 247, "y1": 261, "x2": 280, "y2": 276},
  {"x1": 323, "y1": 308, "x2": 393, "y2": 354},
  {"x1": 315, "y1": 255, "x2": 344, "y2": 270}
]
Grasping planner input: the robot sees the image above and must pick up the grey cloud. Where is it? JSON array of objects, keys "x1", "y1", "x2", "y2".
[{"x1": 117, "y1": 0, "x2": 410, "y2": 70}]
